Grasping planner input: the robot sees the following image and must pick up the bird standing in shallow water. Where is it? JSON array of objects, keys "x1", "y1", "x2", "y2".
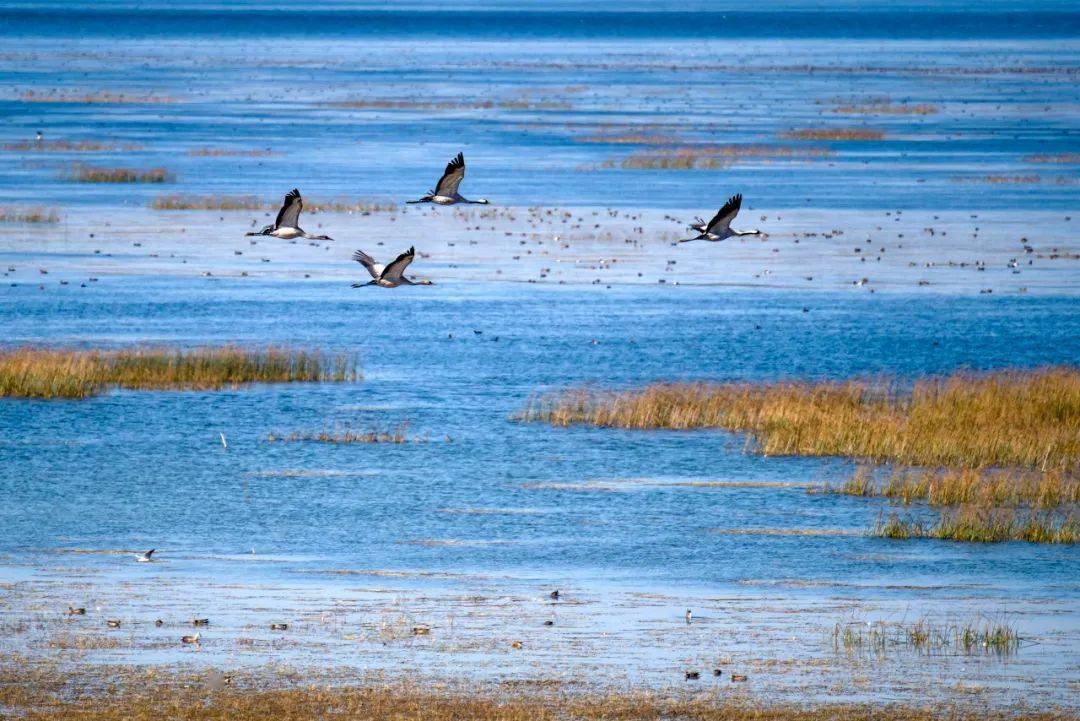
[
  {"x1": 682, "y1": 194, "x2": 762, "y2": 242},
  {"x1": 246, "y1": 189, "x2": 332, "y2": 240},
  {"x1": 408, "y1": 153, "x2": 489, "y2": 205}
]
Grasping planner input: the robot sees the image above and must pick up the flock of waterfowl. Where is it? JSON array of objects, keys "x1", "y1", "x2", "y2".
[{"x1": 250, "y1": 151, "x2": 759, "y2": 289}]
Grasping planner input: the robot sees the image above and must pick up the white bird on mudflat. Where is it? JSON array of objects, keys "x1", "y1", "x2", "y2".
[
  {"x1": 351, "y1": 246, "x2": 434, "y2": 288},
  {"x1": 246, "y1": 189, "x2": 332, "y2": 240},
  {"x1": 407, "y1": 152, "x2": 489, "y2": 205},
  {"x1": 683, "y1": 194, "x2": 761, "y2": 242},
  {"x1": 135, "y1": 548, "x2": 155, "y2": 563}
]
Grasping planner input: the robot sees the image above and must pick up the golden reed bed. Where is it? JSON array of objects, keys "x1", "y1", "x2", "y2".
[
  {"x1": 522, "y1": 368, "x2": 1080, "y2": 472},
  {"x1": 0, "y1": 347, "x2": 358, "y2": 399}
]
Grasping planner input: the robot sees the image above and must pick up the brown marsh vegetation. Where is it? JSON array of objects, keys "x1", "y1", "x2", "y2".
[
  {"x1": 524, "y1": 368, "x2": 1080, "y2": 543},
  {"x1": 151, "y1": 195, "x2": 263, "y2": 211},
  {"x1": 267, "y1": 423, "x2": 421, "y2": 444},
  {"x1": 875, "y1": 508, "x2": 1078, "y2": 544},
  {"x1": 16, "y1": 90, "x2": 176, "y2": 104},
  {"x1": 522, "y1": 368, "x2": 1080, "y2": 471},
  {"x1": 2, "y1": 139, "x2": 140, "y2": 153},
  {"x1": 784, "y1": 128, "x2": 885, "y2": 140},
  {"x1": 831, "y1": 102, "x2": 939, "y2": 115},
  {"x1": 0, "y1": 207, "x2": 59, "y2": 223},
  {"x1": 0, "y1": 347, "x2": 358, "y2": 399},
  {"x1": 185, "y1": 147, "x2": 276, "y2": 157},
  {"x1": 151, "y1": 195, "x2": 396, "y2": 213},
  {"x1": 69, "y1": 165, "x2": 173, "y2": 183},
  {"x1": 609, "y1": 145, "x2": 831, "y2": 170},
  {"x1": 836, "y1": 467, "x2": 1079, "y2": 509},
  {"x1": 0, "y1": 662, "x2": 1072, "y2": 721}
]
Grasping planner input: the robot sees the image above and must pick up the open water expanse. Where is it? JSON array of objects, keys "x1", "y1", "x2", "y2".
[{"x1": 0, "y1": 0, "x2": 1078, "y2": 708}]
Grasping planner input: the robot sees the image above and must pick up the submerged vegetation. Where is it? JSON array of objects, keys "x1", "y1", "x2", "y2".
[
  {"x1": 522, "y1": 368, "x2": 1080, "y2": 471},
  {"x1": 0, "y1": 207, "x2": 59, "y2": 223},
  {"x1": 69, "y1": 164, "x2": 172, "y2": 183},
  {"x1": 0, "y1": 347, "x2": 358, "y2": 399},
  {"x1": 267, "y1": 423, "x2": 426, "y2": 444}
]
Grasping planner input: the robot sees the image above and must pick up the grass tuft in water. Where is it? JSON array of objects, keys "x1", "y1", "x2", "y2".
[
  {"x1": 874, "y1": 508, "x2": 1077, "y2": 544},
  {"x1": 832, "y1": 617, "x2": 1020, "y2": 656},
  {"x1": 0, "y1": 346, "x2": 359, "y2": 399},
  {"x1": 267, "y1": 423, "x2": 421, "y2": 444},
  {"x1": 69, "y1": 165, "x2": 173, "y2": 183},
  {"x1": 835, "y1": 467, "x2": 1079, "y2": 508},
  {"x1": 0, "y1": 207, "x2": 59, "y2": 223}
]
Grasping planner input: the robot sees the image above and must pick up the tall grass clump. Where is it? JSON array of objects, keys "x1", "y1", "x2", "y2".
[
  {"x1": 836, "y1": 467, "x2": 1078, "y2": 508},
  {"x1": 522, "y1": 368, "x2": 1080, "y2": 472},
  {"x1": 69, "y1": 165, "x2": 173, "y2": 183},
  {"x1": 0, "y1": 347, "x2": 358, "y2": 399},
  {"x1": 874, "y1": 508, "x2": 1077, "y2": 544}
]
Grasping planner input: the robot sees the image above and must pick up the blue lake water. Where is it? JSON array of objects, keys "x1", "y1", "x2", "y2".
[{"x1": 0, "y1": 0, "x2": 1078, "y2": 705}]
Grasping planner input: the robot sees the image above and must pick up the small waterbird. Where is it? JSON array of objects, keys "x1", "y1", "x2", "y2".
[
  {"x1": 67, "y1": 606, "x2": 86, "y2": 615},
  {"x1": 191, "y1": 618, "x2": 209, "y2": 627},
  {"x1": 682, "y1": 194, "x2": 762, "y2": 242},
  {"x1": 106, "y1": 619, "x2": 121, "y2": 628},
  {"x1": 685, "y1": 608, "x2": 692, "y2": 624},
  {"x1": 270, "y1": 623, "x2": 288, "y2": 631},
  {"x1": 246, "y1": 189, "x2": 333, "y2": 240},
  {"x1": 136, "y1": 548, "x2": 155, "y2": 563},
  {"x1": 407, "y1": 152, "x2": 489, "y2": 205},
  {"x1": 549, "y1": 590, "x2": 560, "y2": 600},
  {"x1": 181, "y1": 632, "x2": 201, "y2": 644},
  {"x1": 685, "y1": 671, "x2": 700, "y2": 680},
  {"x1": 351, "y1": 246, "x2": 434, "y2": 288}
]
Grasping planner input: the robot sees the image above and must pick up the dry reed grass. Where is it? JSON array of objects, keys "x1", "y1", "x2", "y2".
[
  {"x1": 523, "y1": 368, "x2": 1080, "y2": 472},
  {"x1": 613, "y1": 145, "x2": 831, "y2": 170},
  {"x1": 0, "y1": 207, "x2": 59, "y2": 223},
  {"x1": 837, "y1": 467, "x2": 1079, "y2": 508},
  {"x1": 69, "y1": 165, "x2": 172, "y2": 183},
  {"x1": 3, "y1": 668, "x2": 1072, "y2": 721},
  {"x1": 2, "y1": 139, "x2": 139, "y2": 152},
  {"x1": 784, "y1": 129, "x2": 885, "y2": 140},
  {"x1": 876, "y1": 508, "x2": 1078, "y2": 544},
  {"x1": 185, "y1": 147, "x2": 275, "y2": 157},
  {"x1": 151, "y1": 195, "x2": 263, "y2": 211},
  {"x1": 1024, "y1": 153, "x2": 1080, "y2": 163},
  {"x1": 150, "y1": 195, "x2": 395, "y2": 212},
  {"x1": 327, "y1": 98, "x2": 569, "y2": 111},
  {"x1": 832, "y1": 103, "x2": 938, "y2": 115},
  {"x1": 0, "y1": 346, "x2": 358, "y2": 399},
  {"x1": 575, "y1": 133, "x2": 679, "y2": 145},
  {"x1": 17, "y1": 91, "x2": 175, "y2": 104},
  {"x1": 267, "y1": 423, "x2": 417, "y2": 444}
]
